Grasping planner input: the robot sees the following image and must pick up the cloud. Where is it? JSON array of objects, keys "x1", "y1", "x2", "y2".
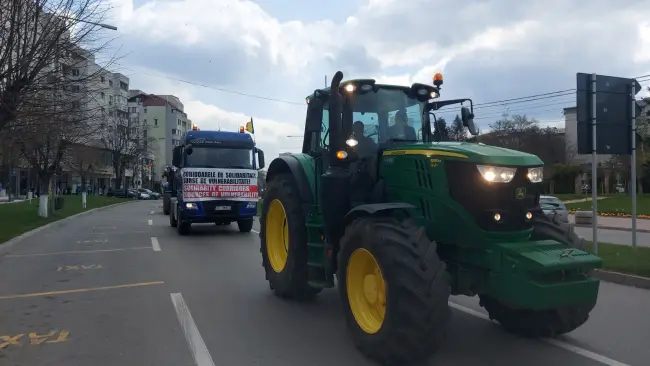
[{"x1": 101, "y1": 0, "x2": 650, "y2": 162}]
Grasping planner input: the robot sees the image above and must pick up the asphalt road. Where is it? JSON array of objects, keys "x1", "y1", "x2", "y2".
[
  {"x1": 574, "y1": 227, "x2": 650, "y2": 247},
  {"x1": 0, "y1": 201, "x2": 649, "y2": 366}
]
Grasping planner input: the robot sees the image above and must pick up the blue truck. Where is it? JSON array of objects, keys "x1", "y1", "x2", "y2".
[{"x1": 168, "y1": 129, "x2": 265, "y2": 235}]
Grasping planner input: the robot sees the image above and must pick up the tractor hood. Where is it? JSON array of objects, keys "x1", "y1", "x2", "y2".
[{"x1": 383, "y1": 142, "x2": 543, "y2": 166}]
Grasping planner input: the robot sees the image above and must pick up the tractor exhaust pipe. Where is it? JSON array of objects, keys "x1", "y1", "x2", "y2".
[
  {"x1": 328, "y1": 71, "x2": 344, "y2": 163},
  {"x1": 322, "y1": 70, "x2": 350, "y2": 247}
]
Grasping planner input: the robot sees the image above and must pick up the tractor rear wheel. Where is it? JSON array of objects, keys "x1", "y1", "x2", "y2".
[
  {"x1": 337, "y1": 217, "x2": 451, "y2": 365},
  {"x1": 479, "y1": 295, "x2": 594, "y2": 337},
  {"x1": 259, "y1": 173, "x2": 320, "y2": 300}
]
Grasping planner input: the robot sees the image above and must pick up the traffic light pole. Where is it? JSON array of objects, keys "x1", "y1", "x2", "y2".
[
  {"x1": 591, "y1": 73, "x2": 598, "y2": 254},
  {"x1": 630, "y1": 81, "x2": 637, "y2": 249}
]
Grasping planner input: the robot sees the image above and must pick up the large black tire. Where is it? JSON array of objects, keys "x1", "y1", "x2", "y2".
[
  {"x1": 163, "y1": 198, "x2": 170, "y2": 215},
  {"x1": 169, "y1": 205, "x2": 177, "y2": 227},
  {"x1": 237, "y1": 218, "x2": 254, "y2": 233},
  {"x1": 259, "y1": 173, "x2": 321, "y2": 300},
  {"x1": 479, "y1": 295, "x2": 594, "y2": 338},
  {"x1": 176, "y1": 205, "x2": 191, "y2": 235},
  {"x1": 337, "y1": 217, "x2": 451, "y2": 365}
]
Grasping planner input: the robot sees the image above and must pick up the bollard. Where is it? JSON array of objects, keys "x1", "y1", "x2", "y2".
[{"x1": 574, "y1": 211, "x2": 594, "y2": 225}]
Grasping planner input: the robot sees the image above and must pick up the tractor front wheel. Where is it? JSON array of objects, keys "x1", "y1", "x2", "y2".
[
  {"x1": 479, "y1": 295, "x2": 594, "y2": 337},
  {"x1": 259, "y1": 173, "x2": 320, "y2": 300},
  {"x1": 337, "y1": 217, "x2": 451, "y2": 365}
]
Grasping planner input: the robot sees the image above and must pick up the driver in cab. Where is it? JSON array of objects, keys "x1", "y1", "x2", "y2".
[
  {"x1": 388, "y1": 109, "x2": 416, "y2": 141},
  {"x1": 352, "y1": 121, "x2": 377, "y2": 158}
]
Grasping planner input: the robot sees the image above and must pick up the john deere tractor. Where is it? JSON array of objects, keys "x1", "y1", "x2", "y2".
[{"x1": 259, "y1": 71, "x2": 602, "y2": 365}]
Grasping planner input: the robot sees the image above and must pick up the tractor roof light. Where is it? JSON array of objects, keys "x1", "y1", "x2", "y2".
[
  {"x1": 433, "y1": 73, "x2": 444, "y2": 88},
  {"x1": 345, "y1": 136, "x2": 358, "y2": 147},
  {"x1": 344, "y1": 84, "x2": 356, "y2": 93}
]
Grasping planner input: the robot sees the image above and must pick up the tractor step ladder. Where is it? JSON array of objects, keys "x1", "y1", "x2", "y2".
[{"x1": 306, "y1": 217, "x2": 334, "y2": 288}]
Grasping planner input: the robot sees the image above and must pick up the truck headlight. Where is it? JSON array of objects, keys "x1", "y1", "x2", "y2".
[
  {"x1": 527, "y1": 167, "x2": 543, "y2": 183},
  {"x1": 476, "y1": 165, "x2": 516, "y2": 183},
  {"x1": 185, "y1": 202, "x2": 198, "y2": 209}
]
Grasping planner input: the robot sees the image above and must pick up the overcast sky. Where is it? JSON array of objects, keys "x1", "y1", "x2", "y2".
[{"x1": 102, "y1": 0, "x2": 650, "y2": 162}]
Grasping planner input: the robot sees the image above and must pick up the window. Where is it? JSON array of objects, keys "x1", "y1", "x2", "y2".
[
  {"x1": 101, "y1": 76, "x2": 105, "y2": 83},
  {"x1": 109, "y1": 95, "x2": 113, "y2": 102},
  {"x1": 143, "y1": 129, "x2": 147, "y2": 138},
  {"x1": 109, "y1": 80, "x2": 113, "y2": 86},
  {"x1": 71, "y1": 69, "x2": 80, "y2": 76},
  {"x1": 100, "y1": 92, "x2": 105, "y2": 100},
  {"x1": 143, "y1": 119, "x2": 147, "y2": 125},
  {"x1": 143, "y1": 108, "x2": 147, "y2": 113},
  {"x1": 387, "y1": 103, "x2": 423, "y2": 140},
  {"x1": 177, "y1": 119, "x2": 181, "y2": 126},
  {"x1": 185, "y1": 147, "x2": 254, "y2": 169},
  {"x1": 71, "y1": 85, "x2": 80, "y2": 92},
  {"x1": 130, "y1": 107, "x2": 136, "y2": 113},
  {"x1": 154, "y1": 118, "x2": 158, "y2": 126},
  {"x1": 172, "y1": 128, "x2": 177, "y2": 135},
  {"x1": 320, "y1": 106, "x2": 329, "y2": 147},
  {"x1": 352, "y1": 111, "x2": 380, "y2": 143}
]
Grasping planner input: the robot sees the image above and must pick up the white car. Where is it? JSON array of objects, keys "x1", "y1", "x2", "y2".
[{"x1": 539, "y1": 195, "x2": 569, "y2": 223}]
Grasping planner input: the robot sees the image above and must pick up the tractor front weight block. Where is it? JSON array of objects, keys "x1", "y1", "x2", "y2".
[{"x1": 485, "y1": 240, "x2": 602, "y2": 311}]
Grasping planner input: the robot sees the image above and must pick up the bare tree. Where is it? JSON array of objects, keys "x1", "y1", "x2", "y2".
[
  {"x1": 0, "y1": 0, "x2": 117, "y2": 132},
  {"x1": 64, "y1": 141, "x2": 105, "y2": 206},
  {"x1": 98, "y1": 106, "x2": 153, "y2": 190}
]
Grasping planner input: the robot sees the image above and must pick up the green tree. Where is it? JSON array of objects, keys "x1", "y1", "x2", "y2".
[
  {"x1": 433, "y1": 117, "x2": 450, "y2": 141},
  {"x1": 449, "y1": 114, "x2": 466, "y2": 141}
]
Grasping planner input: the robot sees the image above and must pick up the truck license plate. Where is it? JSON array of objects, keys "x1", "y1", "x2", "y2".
[{"x1": 214, "y1": 206, "x2": 231, "y2": 211}]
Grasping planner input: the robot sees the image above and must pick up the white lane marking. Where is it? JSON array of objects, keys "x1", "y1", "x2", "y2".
[
  {"x1": 448, "y1": 302, "x2": 631, "y2": 366},
  {"x1": 251, "y1": 229, "x2": 259, "y2": 234},
  {"x1": 148, "y1": 219, "x2": 153, "y2": 225},
  {"x1": 150, "y1": 237, "x2": 161, "y2": 252},
  {"x1": 170, "y1": 293, "x2": 216, "y2": 366}
]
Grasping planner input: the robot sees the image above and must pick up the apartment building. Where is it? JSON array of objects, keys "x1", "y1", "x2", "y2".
[
  {"x1": 57, "y1": 49, "x2": 133, "y2": 192},
  {"x1": 127, "y1": 93, "x2": 192, "y2": 185}
]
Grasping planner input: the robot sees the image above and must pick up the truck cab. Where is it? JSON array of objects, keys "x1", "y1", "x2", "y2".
[{"x1": 168, "y1": 130, "x2": 265, "y2": 235}]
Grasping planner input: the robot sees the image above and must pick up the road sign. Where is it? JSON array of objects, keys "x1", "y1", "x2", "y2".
[
  {"x1": 576, "y1": 73, "x2": 641, "y2": 155},
  {"x1": 576, "y1": 72, "x2": 642, "y2": 252}
]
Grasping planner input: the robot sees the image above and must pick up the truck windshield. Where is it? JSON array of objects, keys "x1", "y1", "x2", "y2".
[{"x1": 185, "y1": 146, "x2": 254, "y2": 169}]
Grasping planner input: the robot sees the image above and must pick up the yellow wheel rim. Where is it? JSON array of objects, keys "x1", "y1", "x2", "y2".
[
  {"x1": 266, "y1": 199, "x2": 289, "y2": 273},
  {"x1": 346, "y1": 248, "x2": 386, "y2": 334}
]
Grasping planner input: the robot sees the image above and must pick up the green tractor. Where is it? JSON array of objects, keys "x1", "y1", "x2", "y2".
[{"x1": 259, "y1": 71, "x2": 602, "y2": 365}]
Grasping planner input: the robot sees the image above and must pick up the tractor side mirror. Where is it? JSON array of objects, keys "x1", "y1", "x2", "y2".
[
  {"x1": 256, "y1": 148, "x2": 265, "y2": 169},
  {"x1": 306, "y1": 97, "x2": 323, "y2": 133},
  {"x1": 172, "y1": 146, "x2": 181, "y2": 166},
  {"x1": 461, "y1": 107, "x2": 478, "y2": 136}
]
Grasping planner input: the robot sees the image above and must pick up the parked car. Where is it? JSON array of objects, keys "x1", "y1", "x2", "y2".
[
  {"x1": 539, "y1": 195, "x2": 569, "y2": 223},
  {"x1": 106, "y1": 188, "x2": 137, "y2": 198},
  {"x1": 138, "y1": 188, "x2": 160, "y2": 200}
]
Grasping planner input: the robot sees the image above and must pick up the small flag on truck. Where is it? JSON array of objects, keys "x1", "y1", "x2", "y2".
[{"x1": 245, "y1": 118, "x2": 255, "y2": 134}]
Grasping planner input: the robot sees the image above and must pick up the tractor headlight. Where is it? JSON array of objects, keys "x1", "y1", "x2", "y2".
[
  {"x1": 527, "y1": 167, "x2": 543, "y2": 183},
  {"x1": 346, "y1": 136, "x2": 358, "y2": 147},
  {"x1": 476, "y1": 165, "x2": 516, "y2": 183},
  {"x1": 185, "y1": 202, "x2": 198, "y2": 209}
]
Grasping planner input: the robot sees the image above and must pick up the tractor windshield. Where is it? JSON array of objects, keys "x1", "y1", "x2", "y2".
[
  {"x1": 346, "y1": 87, "x2": 426, "y2": 145},
  {"x1": 185, "y1": 146, "x2": 255, "y2": 169}
]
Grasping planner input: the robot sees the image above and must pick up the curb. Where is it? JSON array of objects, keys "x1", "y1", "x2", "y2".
[
  {"x1": 573, "y1": 224, "x2": 650, "y2": 233},
  {"x1": 593, "y1": 269, "x2": 650, "y2": 290},
  {"x1": 0, "y1": 200, "x2": 136, "y2": 256}
]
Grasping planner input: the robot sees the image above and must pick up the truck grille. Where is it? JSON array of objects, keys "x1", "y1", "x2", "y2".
[{"x1": 445, "y1": 161, "x2": 541, "y2": 232}]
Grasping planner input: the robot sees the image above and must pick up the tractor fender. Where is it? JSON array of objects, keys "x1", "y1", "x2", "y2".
[
  {"x1": 266, "y1": 155, "x2": 314, "y2": 212},
  {"x1": 343, "y1": 202, "x2": 416, "y2": 227}
]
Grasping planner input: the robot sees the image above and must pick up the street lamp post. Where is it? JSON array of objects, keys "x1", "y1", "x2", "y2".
[{"x1": 57, "y1": 15, "x2": 118, "y2": 31}]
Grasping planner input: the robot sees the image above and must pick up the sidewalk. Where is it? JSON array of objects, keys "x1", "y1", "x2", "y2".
[{"x1": 568, "y1": 214, "x2": 650, "y2": 233}]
